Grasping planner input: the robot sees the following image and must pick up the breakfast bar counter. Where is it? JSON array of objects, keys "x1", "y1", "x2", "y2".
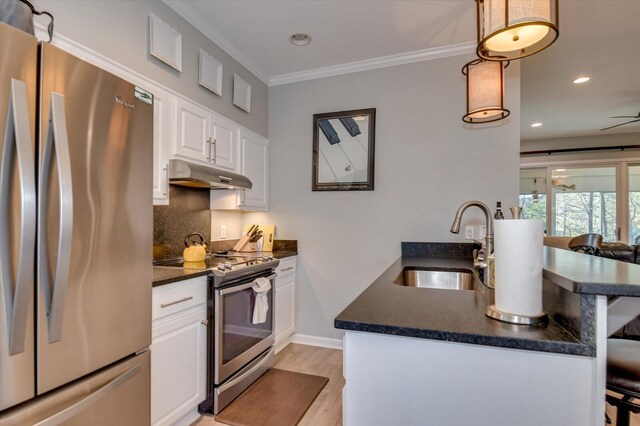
[{"x1": 335, "y1": 242, "x2": 640, "y2": 426}]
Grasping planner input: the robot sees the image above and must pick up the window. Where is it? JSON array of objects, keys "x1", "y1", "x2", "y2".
[
  {"x1": 630, "y1": 165, "x2": 640, "y2": 245},
  {"x1": 519, "y1": 168, "x2": 547, "y2": 225},
  {"x1": 520, "y1": 165, "x2": 623, "y2": 242},
  {"x1": 551, "y1": 167, "x2": 617, "y2": 241}
]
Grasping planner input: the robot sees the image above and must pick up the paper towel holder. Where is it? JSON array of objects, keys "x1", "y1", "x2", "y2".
[{"x1": 485, "y1": 305, "x2": 548, "y2": 325}]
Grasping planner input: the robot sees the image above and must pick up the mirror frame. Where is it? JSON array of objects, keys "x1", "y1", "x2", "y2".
[{"x1": 312, "y1": 108, "x2": 376, "y2": 191}]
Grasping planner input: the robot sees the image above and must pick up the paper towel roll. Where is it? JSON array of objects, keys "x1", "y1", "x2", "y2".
[{"x1": 494, "y1": 219, "x2": 544, "y2": 317}]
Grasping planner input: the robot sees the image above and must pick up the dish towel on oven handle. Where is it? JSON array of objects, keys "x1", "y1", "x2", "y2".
[{"x1": 252, "y1": 277, "x2": 271, "y2": 324}]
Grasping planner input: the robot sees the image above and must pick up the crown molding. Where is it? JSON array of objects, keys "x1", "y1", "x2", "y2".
[
  {"x1": 269, "y1": 40, "x2": 477, "y2": 86},
  {"x1": 163, "y1": 0, "x2": 271, "y2": 85},
  {"x1": 164, "y1": 0, "x2": 475, "y2": 87}
]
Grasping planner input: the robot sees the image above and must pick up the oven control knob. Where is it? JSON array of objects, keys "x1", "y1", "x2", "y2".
[
  {"x1": 224, "y1": 262, "x2": 233, "y2": 270},
  {"x1": 217, "y1": 264, "x2": 225, "y2": 271}
]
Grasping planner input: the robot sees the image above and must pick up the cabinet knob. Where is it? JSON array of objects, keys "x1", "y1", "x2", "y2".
[{"x1": 201, "y1": 319, "x2": 208, "y2": 326}]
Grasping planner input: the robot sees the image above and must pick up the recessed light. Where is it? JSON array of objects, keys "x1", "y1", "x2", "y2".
[
  {"x1": 353, "y1": 116, "x2": 366, "y2": 121},
  {"x1": 289, "y1": 33, "x2": 312, "y2": 46},
  {"x1": 573, "y1": 76, "x2": 590, "y2": 84},
  {"x1": 531, "y1": 122, "x2": 543, "y2": 127}
]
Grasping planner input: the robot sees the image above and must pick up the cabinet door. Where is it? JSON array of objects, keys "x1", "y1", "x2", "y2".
[
  {"x1": 210, "y1": 114, "x2": 238, "y2": 171},
  {"x1": 152, "y1": 87, "x2": 171, "y2": 205},
  {"x1": 151, "y1": 277, "x2": 207, "y2": 426},
  {"x1": 174, "y1": 98, "x2": 211, "y2": 162},
  {"x1": 151, "y1": 310, "x2": 206, "y2": 426},
  {"x1": 275, "y1": 274, "x2": 295, "y2": 345},
  {"x1": 240, "y1": 130, "x2": 268, "y2": 210}
]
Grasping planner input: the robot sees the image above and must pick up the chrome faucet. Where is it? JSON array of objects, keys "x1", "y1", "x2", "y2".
[{"x1": 450, "y1": 200, "x2": 494, "y2": 284}]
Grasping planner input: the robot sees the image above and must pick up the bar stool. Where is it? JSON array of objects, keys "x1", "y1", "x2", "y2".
[
  {"x1": 606, "y1": 339, "x2": 640, "y2": 426},
  {"x1": 568, "y1": 233, "x2": 602, "y2": 255}
]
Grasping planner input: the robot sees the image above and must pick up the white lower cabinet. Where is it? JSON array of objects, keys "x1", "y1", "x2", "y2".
[
  {"x1": 151, "y1": 276, "x2": 208, "y2": 426},
  {"x1": 274, "y1": 257, "x2": 297, "y2": 352}
]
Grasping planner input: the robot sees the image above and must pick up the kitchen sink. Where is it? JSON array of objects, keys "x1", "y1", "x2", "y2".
[{"x1": 394, "y1": 267, "x2": 479, "y2": 290}]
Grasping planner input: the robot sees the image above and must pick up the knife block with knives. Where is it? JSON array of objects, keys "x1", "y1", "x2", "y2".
[{"x1": 233, "y1": 224, "x2": 271, "y2": 252}]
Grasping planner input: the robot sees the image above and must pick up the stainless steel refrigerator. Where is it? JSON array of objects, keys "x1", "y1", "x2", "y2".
[{"x1": 0, "y1": 22, "x2": 152, "y2": 425}]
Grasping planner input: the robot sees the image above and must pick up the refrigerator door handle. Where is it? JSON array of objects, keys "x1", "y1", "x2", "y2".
[
  {"x1": 0, "y1": 79, "x2": 36, "y2": 355},
  {"x1": 33, "y1": 362, "x2": 142, "y2": 426},
  {"x1": 38, "y1": 92, "x2": 73, "y2": 343}
]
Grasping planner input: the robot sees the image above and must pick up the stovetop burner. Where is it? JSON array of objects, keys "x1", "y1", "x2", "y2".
[{"x1": 154, "y1": 253, "x2": 280, "y2": 287}]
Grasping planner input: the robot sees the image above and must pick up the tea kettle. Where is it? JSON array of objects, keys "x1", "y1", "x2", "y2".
[{"x1": 183, "y1": 232, "x2": 207, "y2": 262}]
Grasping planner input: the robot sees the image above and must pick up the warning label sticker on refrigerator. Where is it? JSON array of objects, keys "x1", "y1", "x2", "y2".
[{"x1": 134, "y1": 87, "x2": 153, "y2": 105}]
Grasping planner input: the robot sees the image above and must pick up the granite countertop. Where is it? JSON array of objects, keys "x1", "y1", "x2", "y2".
[
  {"x1": 152, "y1": 267, "x2": 211, "y2": 287},
  {"x1": 335, "y1": 246, "x2": 593, "y2": 357},
  {"x1": 543, "y1": 246, "x2": 640, "y2": 296},
  {"x1": 152, "y1": 250, "x2": 298, "y2": 287}
]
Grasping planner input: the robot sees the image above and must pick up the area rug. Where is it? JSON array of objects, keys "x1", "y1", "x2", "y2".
[{"x1": 215, "y1": 368, "x2": 329, "y2": 426}]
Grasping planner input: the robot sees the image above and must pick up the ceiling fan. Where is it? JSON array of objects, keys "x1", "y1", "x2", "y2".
[{"x1": 600, "y1": 112, "x2": 640, "y2": 131}]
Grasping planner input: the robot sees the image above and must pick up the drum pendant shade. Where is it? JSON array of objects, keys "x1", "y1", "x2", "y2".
[
  {"x1": 462, "y1": 59, "x2": 510, "y2": 123},
  {"x1": 476, "y1": 0, "x2": 559, "y2": 61}
]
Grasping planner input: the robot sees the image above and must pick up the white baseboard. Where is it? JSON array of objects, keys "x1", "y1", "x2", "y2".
[{"x1": 290, "y1": 333, "x2": 343, "y2": 350}]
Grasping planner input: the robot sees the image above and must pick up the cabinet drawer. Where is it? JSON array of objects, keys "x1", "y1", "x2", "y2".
[
  {"x1": 276, "y1": 257, "x2": 296, "y2": 277},
  {"x1": 152, "y1": 276, "x2": 207, "y2": 321}
]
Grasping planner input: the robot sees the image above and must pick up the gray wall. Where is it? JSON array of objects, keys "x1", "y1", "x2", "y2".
[
  {"x1": 246, "y1": 54, "x2": 521, "y2": 340},
  {"x1": 33, "y1": 0, "x2": 268, "y2": 137}
]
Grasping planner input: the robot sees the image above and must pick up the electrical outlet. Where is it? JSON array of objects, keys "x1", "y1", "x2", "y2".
[
  {"x1": 465, "y1": 225, "x2": 475, "y2": 240},
  {"x1": 220, "y1": 225, "x2": 227, "y2": 239},
  {"x1": 479, "y1": 225, "x2": 487, "y2": 240}
]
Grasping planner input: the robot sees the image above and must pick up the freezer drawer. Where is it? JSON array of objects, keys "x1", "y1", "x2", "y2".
[{"x1": 0, "y1": 351, "x2": 150, "y2": 426}]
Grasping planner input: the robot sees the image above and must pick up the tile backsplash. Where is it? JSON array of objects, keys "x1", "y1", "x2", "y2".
[{"x1": 153, "y1": 186, "x2": 211, "y2": 260}]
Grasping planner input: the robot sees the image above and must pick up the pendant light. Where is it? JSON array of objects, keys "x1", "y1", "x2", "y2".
[
  {"x1": 476, "y1": 0, "x2": 559, "y2": 61},
  {"x1": 462, "y1": 59, "x2": 510, "y2": 123}
]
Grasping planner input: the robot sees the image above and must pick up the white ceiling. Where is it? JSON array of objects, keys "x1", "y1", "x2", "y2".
[
  {"x1": 166, "y1": 0, "x2": 640, "y2": 141},
  {"x1": 164, "y1": 0, "x2": 476, "y2": 81},
  {"x1": 520, "y1": 0, "x2": 640, "y2": 140}
]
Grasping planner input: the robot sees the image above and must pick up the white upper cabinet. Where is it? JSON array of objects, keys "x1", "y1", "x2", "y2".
[
  {"x1": 152, "y1": 86, "x2": 172, "y2": 205},
  {"x1": 240, "y1": 130, "x2": 268, "y2": 210},
  {"x1": 210, "y1": 129, "x2": 268, "y2": 211},
  {"x1": 173, "y1": 97, "x2": 239, "y2": 173},
  {"x1": 210, "y1": 114, "x2": 238, "y2": 171},
  {"x1": 174, "y1": 98, "x2": 211, "y2": 163}
]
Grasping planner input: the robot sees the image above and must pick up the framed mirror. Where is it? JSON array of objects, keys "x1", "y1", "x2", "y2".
[{"x1": 312, "y1": 108, "x2": 376, "y2": 191}]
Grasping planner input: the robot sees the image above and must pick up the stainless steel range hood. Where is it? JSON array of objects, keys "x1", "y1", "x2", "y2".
[{"x1": 168, "y1": 159, "x2": 252, "y2": 190}]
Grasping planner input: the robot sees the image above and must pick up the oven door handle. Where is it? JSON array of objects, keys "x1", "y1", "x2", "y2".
[{"x1": 218, "y1": 273, "x2": 276, "y2": 295}]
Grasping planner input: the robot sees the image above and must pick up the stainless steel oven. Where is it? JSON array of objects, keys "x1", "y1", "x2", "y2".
[
  {"x1": 197, "y1": 269, "x2": 278, "y2": 414},
  {"x1": 214, "y1": 272, "x2": 276, "y2": 384}
]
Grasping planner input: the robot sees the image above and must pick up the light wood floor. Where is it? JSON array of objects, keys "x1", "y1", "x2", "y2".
[{"x1": 192, "y1": 343, "x2": 344, "y2": 426}]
